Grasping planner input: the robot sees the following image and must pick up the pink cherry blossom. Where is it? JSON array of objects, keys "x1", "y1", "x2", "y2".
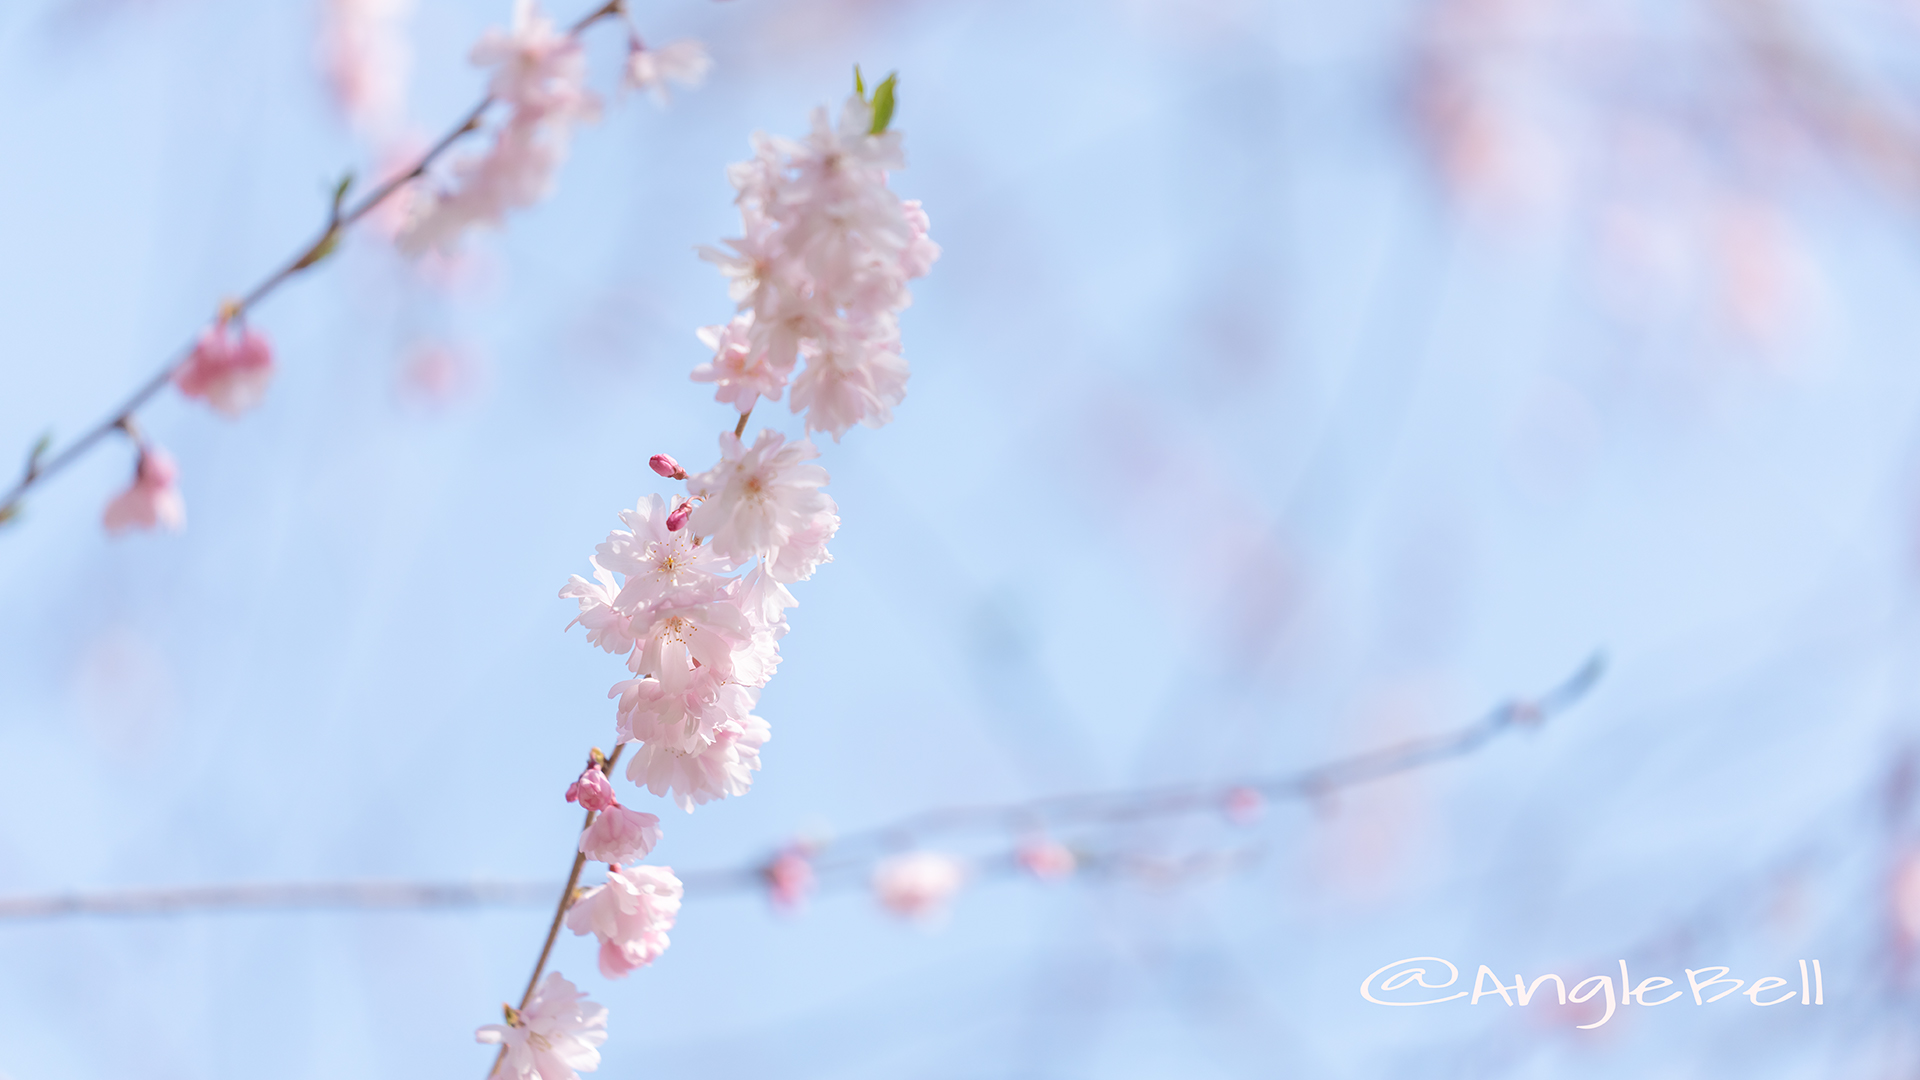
[
  {"x1": 692, "y1": 314, "x2": 791, "y2": 413},
  {"x1": 578, "y1": 803, "x2": 661, "y2": 864},
  {"x1": 628, "y1": 599, "x2": 755, "y2": 683},
  {"x1": 476, "y1": 971, "x2": 606, "y2": 1080},
  {"x1": 174, "y1": 319, "x2": 275, "y2": 417},
  {"x1": 611, "y1": 658, "x2": 759, "y2": 750},
  {"x1": 686, "y1": 429, "x2": 832, "y2": 563},
  {"x1": 320, "y1": 0, "x2": 412, "y2": 137},
  {"x1": 787, "y1": 329, "x2": 908, "y2": 441},
  {"x1": 766, "y1": 505, "x2": 838, "y2": 584},
  {"x1": 595, "y1": 494, "x2": 734, "y2": 617},
  {"x1": 565, "y1": 864, "x2": 683, "y2": 977},
  {"x1": 558, "y1": 560, "x2": 636, "y2": 655},
  {"x1": 103, "y1": 447, "x2": 186, "y2": 535},
  {"x1": 694, "y1": 94, "x2": 937, "y2": 439},
  {"x1": 1223, "y1": 786, "x2": 1266, "y2": 826},
  {"x1": 1016, "y1": 839, "x2": 1077, "y2": 882},
  {"x1": 564, "y1": 765, "x2": 616, "y2": 812},
  {"x1": 764, "y1": 848, "x2": 816, "y2": 910},
  {"x1": 626, "y1": 713, "x2": 769, "y2": 813},
  {"x1": 872, "y1": 851, "x2": 966, "y2": 920},
  {"x1": 900, "y1": 199, "x2": 941, "y2": 280},
  {"x1": 624, "y1": 39, "x2": 710, "y2": 106},
  {"x1": 397, "y1": 0, "x2": 598, "y2": 255},
  {"x1": 649, "y1": 453, "x2": 684, "y2": 479}
]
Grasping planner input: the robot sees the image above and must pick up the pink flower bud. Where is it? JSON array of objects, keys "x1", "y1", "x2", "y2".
[
  {"x1": 665, "y1": 502, "x2": 693, "y2": 532},
  {"x1": 566, "y1": 766, "x2": 616, "y2": 812},
  {"x1": 649, "y1": 453, "x2": 684, "y2": 479}
]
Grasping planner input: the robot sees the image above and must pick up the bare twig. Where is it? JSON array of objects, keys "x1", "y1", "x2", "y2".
[
  {"x1": 0, "y1": 0, "x2": 627, "y2": 527},
  {"x1": 0, "y1": 654, "x2": 1605, "y2": 923}
]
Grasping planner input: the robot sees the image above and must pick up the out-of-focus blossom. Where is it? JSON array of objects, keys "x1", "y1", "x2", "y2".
[
  {"x1": 1016, "y1": 838, "x2": 1077, "y2": 882},
  {"x1": 1893, "y1": 849, "x2": 1920, "y2": 946},
  {"x1": 872, "y1": 851, "x2": 966, "y2": 919},
  {"x1": 565, "y1": 864, "x2": 682, "y2": 977},
  {"x1": 578, "y1": 803, "x2": 661, "y2": 864},
  {"x1": 398, "y1": 340, "x2": 483, "y2": 407},
  {"x1": 764, "y1": 847, "x2": 815, "y2": 909},
  {"x1": 624, "y1": 39, "x2": 710, "y2": 105},
  {"x1": 1223, "y1": 786, "x2": 1265, "y2": 826},
  {"x1": 174, "y1": 319, "x2": 274, "y2": 417},
  {"x1": 398, "y1": 0, "x2": 599, "y2": 254},
  {"x1": 686, "y1": 429, "x2": 833, "y2": 564},
  {"x1": 476, "y1": 971, "x2": 606, "y2": 1080},
  {"x1": 696, "y1": 92, "x2": 939, "y2": 440},
  {"x1": 320, "y1": 0, "x2": 413, "y2": 137},
  {"x1": 103, "y1": 447, "x2": 185, "y2": 535}
]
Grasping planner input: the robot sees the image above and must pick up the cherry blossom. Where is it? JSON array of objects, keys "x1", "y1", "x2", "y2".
[
  {"x1": 764, "y1": 847, "x2": 816, "y2": 909},
  {"x1": 691, "y1": 315, "x2": 790, "y2": 413},
  {"x1": 1223, "y1": 786, "x2": 1266, "y2": 826},
  {"x1": 626, "y1": 713, "x2": 770, "y2": 813},
  {"x1": 594, "y1": 495, "x2": 733, "y2": 616},
  {"x1": 872, "y1": 851, "x2": 966, "y2": 920},
  {"x1": 1016, "y1": 839, "x2": 1077, "y2": 882},
  {"x1": 685, "y1": 429, "x2": 832, "y2": 564},
  {"x1": 477, "y1": 971, "x2": 607, "y2": 1080},
  {"x1": 174, "y1": 319, "x2": 275, "y2": 417},
  {"x1": 624, "y1": 39, "x2": 710, "y2": 106},
  {"x1": 578, "y1": 803, "x2": 662, "y2": 864},
  {"x1": 103, "y1": 447, "x2": 186, "y2": 535},
  {"x1": 398, "y1": 0, "x2": 599, "y2": 255},
  {"x1": 694, "y1": 91, "x2": 939, "y2": 439},
  {"x1": 320, "y1": 0, "x2": 413, "y2": 137},
  {"x1": 565, "y1": 864, "x2": 683, "y2": 977},
  {"x1": 558, "y1": 560, "x2": 636, "y2": 655}
]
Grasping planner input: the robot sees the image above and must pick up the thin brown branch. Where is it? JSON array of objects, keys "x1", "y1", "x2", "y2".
[
  {"x1": 488, "y1": 742, "x2": 625, "y2": 1078},
  {"x1": 0, "y1": 0, "x2": 626, "y2": 527}
]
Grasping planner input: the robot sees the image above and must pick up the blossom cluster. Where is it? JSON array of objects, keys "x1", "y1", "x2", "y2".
[
  {"x1": 695, "y1": 87, "x2": 941, "y2": 440},
  {"x1": 399, "y1": 0, "x2": 599, "y2": 255},
  {"x1": 561, "y1": 433, "x2": 832, "y2": 813},
  {"x1": 491, "y1": 76, "x2": 934, "y2": 1080}
]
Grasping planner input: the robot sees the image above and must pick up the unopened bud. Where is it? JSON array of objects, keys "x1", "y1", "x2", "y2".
[
  {"x1": 666, "y1": 502, "x2": 693, "y2": 532},
  {"x1": 566, "y1": 765, "x2": 617, "y2": 811},
  {"x1": 649, "y1": 453, "x2": 685, "y2": 480}
]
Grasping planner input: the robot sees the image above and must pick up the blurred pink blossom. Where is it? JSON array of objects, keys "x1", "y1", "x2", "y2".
[
  {"x1": 764, "y1": 848, "x2": 816, "y2": 909},
  {"x1": 1016, "y1": 839, "x2": 1076, "y2": 882},
  {"x1": 872, "y1": 851, "x2": 965, "y2": 920},
  {"x1": 102, "y1": 447, "x2": 185, "y2": 535},
  {"x1": 174, "y1": 319, "x2": 274, "y2": 417},
  {"x1": 624, "y1": 39, "x2": 709, "y2": 106}
]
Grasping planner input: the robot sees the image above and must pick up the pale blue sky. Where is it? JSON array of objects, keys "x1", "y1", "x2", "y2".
[{"x1": 2, "y1": 0, "x2": 1915, "y2": 1076}]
